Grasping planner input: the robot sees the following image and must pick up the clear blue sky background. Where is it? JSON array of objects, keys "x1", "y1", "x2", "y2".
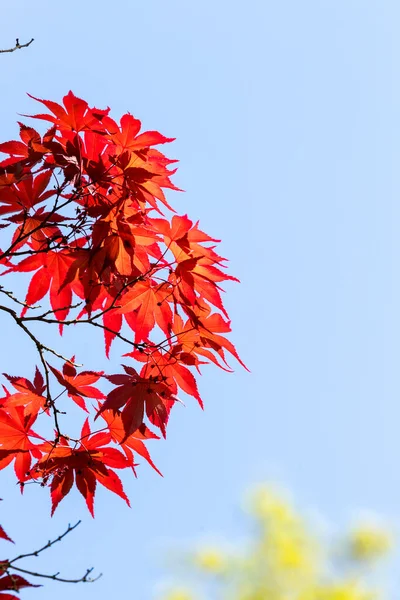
[{"x1": 1, "y1": 0, "x2": 400, "y2": 597}]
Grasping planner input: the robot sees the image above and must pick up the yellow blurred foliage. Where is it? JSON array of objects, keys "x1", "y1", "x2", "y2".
[
  {"x1": 165, "y1": 591, "x2": 196, "y2": 600},
  {"x1": 161, "y1": 487, "x2": 393, "y2": 600},
  {"x1": 194, "y1": 549, "x2": 227, "y2": 574},
  {"x1": 348, "y1": 524, "x2": 393, "y2": 562}
]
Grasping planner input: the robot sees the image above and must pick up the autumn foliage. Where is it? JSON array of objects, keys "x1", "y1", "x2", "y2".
[
  {"x1": 0, "y1": 91, "x2": 244, "y2": 532},
  {"x1": 161, "y1": 487, "x2": 393, "y2": 600}
]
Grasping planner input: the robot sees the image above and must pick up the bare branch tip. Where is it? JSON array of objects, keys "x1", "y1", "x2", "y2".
[{"x1": 0, "y1": 37, "x2": 34, "y2": 54}]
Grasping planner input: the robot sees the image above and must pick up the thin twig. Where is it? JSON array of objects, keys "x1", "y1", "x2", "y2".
[
  {"x1": 0, "y1": 304, "x2": 62, "y2": 436},
  {"x1": 8, "y1": 522, "x2": 82, "y2": 564},
  {"x1": 0, "y1": 285, "x2": 40, "y2": 309},
  {"x1": 4, "y1": 521, "x2": 101, "y2": 584},
  {"x1": 8, "y1": 564, "x2": 101, "y2": 584},
  {"x1": 0, "y1": 305, "x2": 80, "y2": 366},
  {"x1": 0, "y1": 38, "x2": 34, "y2": 54}
]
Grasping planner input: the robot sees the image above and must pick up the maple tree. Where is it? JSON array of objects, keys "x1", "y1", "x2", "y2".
[{"x1": 0, "y1": 91, "x2": 244, "y2": 593}]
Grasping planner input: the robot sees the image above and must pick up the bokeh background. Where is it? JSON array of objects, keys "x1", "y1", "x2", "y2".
[{"x1": 1, "y1": 1, "x2": 400, "y2": 598}]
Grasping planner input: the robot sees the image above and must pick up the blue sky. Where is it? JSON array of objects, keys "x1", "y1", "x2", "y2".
[{"x1": 1, "y1": 0, "x2": 400, "y2": 597}]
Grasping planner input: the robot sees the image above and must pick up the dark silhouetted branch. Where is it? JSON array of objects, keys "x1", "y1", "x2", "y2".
[
  {"x1": 5, "y1": 521, "x2": 101, "y2": 584},
  {"x1": 0, "y1": 38, "x2": 34, "y2": 54}
]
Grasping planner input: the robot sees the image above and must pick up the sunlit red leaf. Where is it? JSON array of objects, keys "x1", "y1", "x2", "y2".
[
  {"x1": 32, "y1": 421, "x2": 130, "y2": 516},
  {"x1": 27, "y1": 91, "x2": 109, "y2": 133},
  {"x1": 100, "y1": 409, "x2": 162, "y2": 476},
  {"x1": 97, "y1": 365, "x2": 178, "y2": 439},
  {"x1": 2, "y1": 368, "x2": 46, "y2": 417},
  {"x1": 118, "y1": 279, "x2": 173, "y2": 342},
  {"x1": 0, "y1": 406, "x2": 42, "y2": 483},
  {"x1": 48, "y1": 360, "x2": 104, "y2": 412}
]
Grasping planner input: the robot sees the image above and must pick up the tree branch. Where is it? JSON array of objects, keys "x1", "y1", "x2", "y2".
[
  {"x1": 5, "y1": 521, "x2": 101, "y2": 584},
  {"x1": 8, "y1": 521, "x2": 81, "y2": 564},
  {"x1": 9, "y1": 564, "x2": 101, "y2": 584},
  {"x1": 0, "y1": 38, "x2": 34, "y2": 54}
]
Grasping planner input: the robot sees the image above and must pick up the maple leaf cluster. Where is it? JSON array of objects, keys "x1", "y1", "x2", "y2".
[{"x1": 0, "y1": 91, "x2": 246, "y2": 517}]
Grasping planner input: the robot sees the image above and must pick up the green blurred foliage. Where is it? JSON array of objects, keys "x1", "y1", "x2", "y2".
[{"x1": 160, "y1": 486, "x2": 394, "y2": 600}]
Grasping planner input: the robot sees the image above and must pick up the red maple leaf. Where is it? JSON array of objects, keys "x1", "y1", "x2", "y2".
[
  {"x1": 172, "y1": 301, "x2": 248, "y2": 372},
  {"x1": 100, "y1": 409, "x2": 162, "y2": 476},
  {"x1": 9, "y1": 249, "x2": 76, "y2": 327},
  {"x1": 48, "y1": 359, "x2": 105, "y2": 412},
  {"x1": 0, "y1": 406, "x2": 42, "y2": 484},
  {"x1": 102, "y1": 112, "x2": 174, "y2": 155},
  {"x1": 118, "y1": 279, "x2": 173, "y2": 342},
  {"x1": 2, "y1": 368, "x2": 46, "y2": 417},
  {"x1": 0, "y1": 171, "x2": 55, "y2": 217},
  {"x1": 128, "y1": 345, "x2": 204, "y2": 407},
  {"x1": 32, "y1": 420, "x2": 130, "y2": 516},
  {"x1": 97, "y1": 365, "x2": 178, "y2": 439},
  {"x1": 0, "y1": 122, "x2": 54, "y2": 172},
  {"x1": 27, "y1": 91, "x2": 109, "y2": 133}
]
